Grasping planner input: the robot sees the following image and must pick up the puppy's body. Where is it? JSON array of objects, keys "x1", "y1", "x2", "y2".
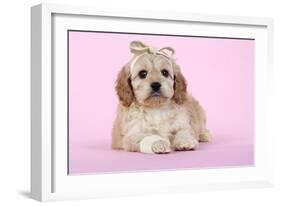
[
  {"x1": 112, "y1": 94, "x2": 210, "y2": 153},
  {"x1": 112, "y1": 41, "x2": 211, "y2": 154}
]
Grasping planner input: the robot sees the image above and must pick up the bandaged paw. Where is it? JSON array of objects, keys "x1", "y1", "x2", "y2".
[{"x1": 140, "y1": 135, "x2": 171, "y2": 154}]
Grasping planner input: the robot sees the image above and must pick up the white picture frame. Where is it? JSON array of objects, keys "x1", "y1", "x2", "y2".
[{"x1": 31, "y1": 3, "x2": 274, "y2": 202}]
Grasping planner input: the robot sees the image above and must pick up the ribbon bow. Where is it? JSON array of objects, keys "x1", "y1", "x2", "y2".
[
  {"x1": 129, "y1": 41, "x2": 175, "y2": 75},
  {"x1": 130, "y1": 41, "x2": 175, "y2": 58}
]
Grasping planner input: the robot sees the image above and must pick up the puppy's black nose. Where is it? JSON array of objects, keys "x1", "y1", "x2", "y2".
[{"x1": 151, "y1": 82, "x2": 161, "y2": 92}]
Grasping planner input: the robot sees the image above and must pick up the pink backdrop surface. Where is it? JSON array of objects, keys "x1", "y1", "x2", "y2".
[{"x1": 68, "y1": 31, "x2": 254, "y2": 175}]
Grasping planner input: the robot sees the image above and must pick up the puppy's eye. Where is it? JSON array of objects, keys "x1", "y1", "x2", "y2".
[
  {"x1": 139, "y1": 70, "x2": 147, "y2": 79},
  {"x1": 161, "y1": 69, "x2": 169, "y2": 78}
]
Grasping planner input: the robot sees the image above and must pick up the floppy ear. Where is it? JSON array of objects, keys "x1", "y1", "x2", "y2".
[
  {"x1": 115, "y1": 65, "x2": 134, "y2": 107},
  {"x1": 173, "y1": 63, "x2": 187, "y2": 104}
]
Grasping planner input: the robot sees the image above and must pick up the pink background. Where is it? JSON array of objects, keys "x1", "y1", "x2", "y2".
[{"x1": 68, "y1": 31, "x2": 254, "y2": 175}]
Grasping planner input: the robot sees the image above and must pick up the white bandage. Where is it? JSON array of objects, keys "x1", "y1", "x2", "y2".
[{"x1": 140, "y1": 135, "x2": 169, "y2": 154}]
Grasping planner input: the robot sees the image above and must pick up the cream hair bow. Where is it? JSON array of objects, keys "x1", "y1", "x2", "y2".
[{"x1": 129, "y1": 41, "x2": 175, "y2": 74}]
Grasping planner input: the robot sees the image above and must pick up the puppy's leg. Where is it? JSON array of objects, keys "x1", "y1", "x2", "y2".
[
  {"x1": 123, "y1": 134, "x2": 171, "y2": 154},
  {"x1": 140, "y1": 135, "x2": 171, "y2": 154},
  {"x1": 172, "y1": 129, "x2": 199, "y2": 151},
  {"x1": 186, "y1": 95, "x2": 212, "y2": 142}
]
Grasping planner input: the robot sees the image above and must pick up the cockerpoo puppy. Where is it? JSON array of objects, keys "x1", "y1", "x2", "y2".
[{"x1": 112, "y1": 40, "x2": 211, "y2": 154}]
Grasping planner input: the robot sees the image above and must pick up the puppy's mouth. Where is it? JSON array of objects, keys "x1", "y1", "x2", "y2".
[
  {"x1": 146, "y1": 91, "x2": 167, "y2": 100},
  {"x1": 143, "y1": 91, "x2": 169, "y2": 106},
  {"x1": 150, "y1": 92, "x2": 161, "y2": 97}
]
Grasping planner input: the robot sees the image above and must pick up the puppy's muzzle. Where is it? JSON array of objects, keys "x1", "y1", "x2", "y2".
[{"x1": 151, "y1": 82, "x2": 161, "y2": 92}]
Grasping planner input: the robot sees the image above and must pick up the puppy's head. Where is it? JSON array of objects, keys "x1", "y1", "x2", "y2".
[{"x1": 116, "y1": 41, "x2": 187, "y2": 107}]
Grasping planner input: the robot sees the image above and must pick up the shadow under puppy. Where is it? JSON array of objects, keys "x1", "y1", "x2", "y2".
[{"x1": 112, "y1": 41, "x2": 211, "y2": 154}]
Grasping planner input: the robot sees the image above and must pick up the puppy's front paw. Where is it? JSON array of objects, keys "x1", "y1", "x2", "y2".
[
  {"x1": 140, "y1": 135, "x2": 171, "y2": 154},
  {"x1": 173, "y1": 136, "x2": 199, "y2": 151},
  {"x1": 151, "y1": 139, "x2": 171, "y2": 154}
]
